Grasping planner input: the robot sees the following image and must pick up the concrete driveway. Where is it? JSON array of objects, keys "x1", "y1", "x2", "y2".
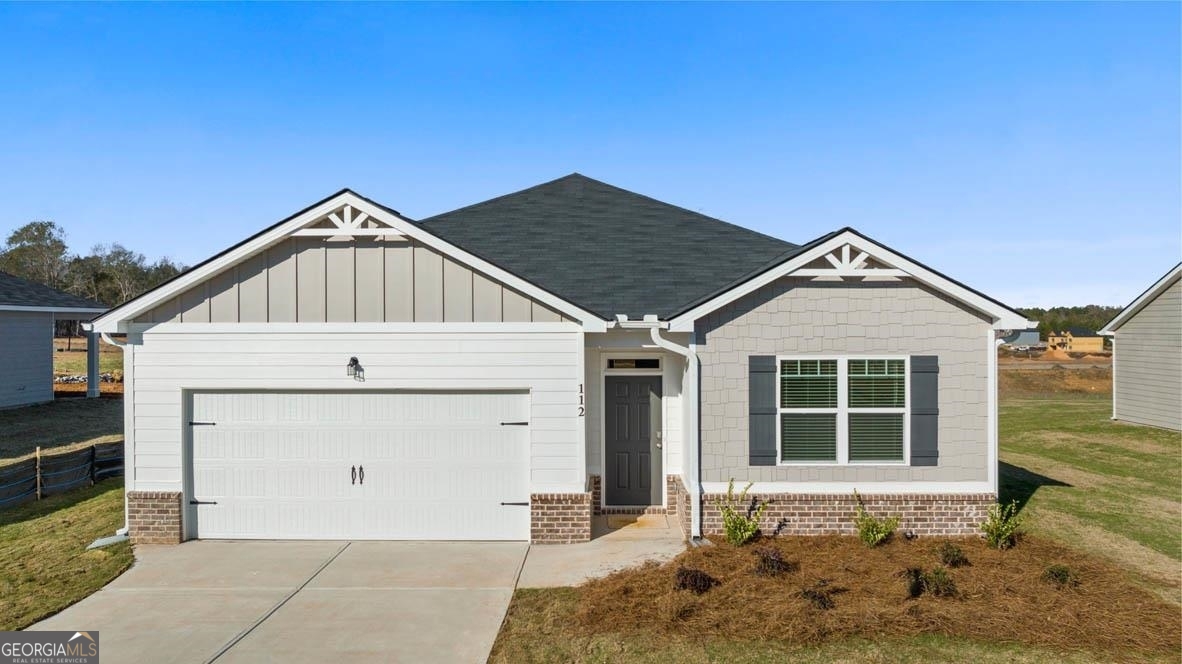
[{"x1": 32, "y1": 540, "x2": 527, "y2": 664}]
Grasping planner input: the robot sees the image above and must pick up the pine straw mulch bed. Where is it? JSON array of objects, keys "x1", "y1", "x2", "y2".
[{"x1": 570, "y1": 535, "x2": 1180, "y2": 658}]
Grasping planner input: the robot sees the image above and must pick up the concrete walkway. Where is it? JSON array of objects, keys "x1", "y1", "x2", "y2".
[
  {"x1": 32, "y1": 540, "x2": 527, "y2": 664},
  {"x1": 518, "y1": 514, "x2": 687, "y2": 587}
]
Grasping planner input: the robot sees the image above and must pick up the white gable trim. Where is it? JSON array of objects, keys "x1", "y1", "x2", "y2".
[
  {"x1": 1099, "y1": 263, "x2": 1181, "y2": 335},
  {"x1": 90, "y1": 191, "x2": 608, "y2": 333},
  {"x1": 668, "y1": 230, "x2": 1033, "y2": 332}
]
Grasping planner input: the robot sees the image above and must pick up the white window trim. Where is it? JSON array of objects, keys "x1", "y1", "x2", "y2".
[{"x1": 775, "y1": 355, "x2": 910, "y2": 466}]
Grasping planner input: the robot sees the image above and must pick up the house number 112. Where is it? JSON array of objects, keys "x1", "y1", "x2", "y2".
[{"x1": 577, "y1": 383, "x2": 584, "y2": 416}]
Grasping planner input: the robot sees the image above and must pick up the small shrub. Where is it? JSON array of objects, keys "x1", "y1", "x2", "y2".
[
  {"x1": 923, "y1": 566, "x2": 958, "y2": 597},
  {"x1": 851, "y1": 490, "x2": 899, "y2": 547},
  {"x1": 799, "y1": 583, "x2": 836, "y2": 609},
  {"x1": 713, "y1": 479, "x2": 767, "y2": 546},
  {"x1": 981, "y1": 500, "x2": 1023, "y2": 550},
  {"x1": 899, "y1": 566, "x2": 958, "y2": 598},
  {"x1": 1042, "y1": 564, "x2": 1080, "y2": 589},
  {"x1": 674, "y1": 566, "x2": 719, "y2": 595},
  {"x1": 936, "y1": 542, "x2": 969, "y2": 568},
  {"x1": 901, "y1": 567, "x2": 925, "y2": 598},
  {"x1": 753, "y1": 547, "x2": 798, "y2": 577}
]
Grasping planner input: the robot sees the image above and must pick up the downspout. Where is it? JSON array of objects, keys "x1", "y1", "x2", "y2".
[
  {"x1": 648, "y1": 326, "x2": 702, "y2": 542},
  {"x1": 85, "y1": 324, "x2": 131, "y2": 537}
]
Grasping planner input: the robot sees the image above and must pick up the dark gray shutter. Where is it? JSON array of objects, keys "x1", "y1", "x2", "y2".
[
  {"x1": 910, "y1": 355, "x2": 939, "y2": 466},
  {"x1": 749, "y1": 355, "x2": 777, "y2": 466}
]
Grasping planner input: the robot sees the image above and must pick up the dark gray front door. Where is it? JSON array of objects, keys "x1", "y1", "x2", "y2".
[{"x1": 604, "y1": 375, "x2": 663, "y2": 506}]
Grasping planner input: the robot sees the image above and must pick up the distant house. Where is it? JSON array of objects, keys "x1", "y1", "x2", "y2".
[
  {"x1": 1047, "y1": 327, "x2": 1104, "y2": 353},
  {"x1": 0, "y1": 271, "x2": 106, "y2": 408},
  {"x1": 1100, "y1": 264, "x2": 1181, "y2": 431},
  {"x1": 1002, "y1": 329, "x2": 1040, "y2": 347}
]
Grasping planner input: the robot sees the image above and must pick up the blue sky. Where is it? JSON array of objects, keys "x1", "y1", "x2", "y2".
[{"x1": 1, "y1": 2, "x2": 1178, "y2": 308}]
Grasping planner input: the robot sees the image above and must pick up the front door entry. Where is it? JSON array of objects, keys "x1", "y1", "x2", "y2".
[{"x1": 604, "y1": 375, "x2": 663, "y2": 506}]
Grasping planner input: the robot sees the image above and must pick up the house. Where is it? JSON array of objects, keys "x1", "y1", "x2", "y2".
[
  {"x1": 0, "y1": 271, "x2": 106, "y2": 408},
  {"x1": 1001, "y1": 329, "x2": 1040, "y2": 347},
  {"x1": 87, "y1": 174, "x2": 1032, "y2": 545},
  {"x1": 1047, "y1": 327, "x2": 1105, "y2": 353},
  {"x1": 1099, "y1": 264, "x2": 1181, "y2": 431}
]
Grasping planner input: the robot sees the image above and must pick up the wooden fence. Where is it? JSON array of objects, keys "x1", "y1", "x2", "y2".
[{"x1": 0, "y1": 442, "x2": 123, "y2": 510}]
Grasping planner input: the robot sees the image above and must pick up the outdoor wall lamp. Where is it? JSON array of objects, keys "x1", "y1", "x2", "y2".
[{"x1": 346, "y1": 356, "x2": 365, "y2": 381}]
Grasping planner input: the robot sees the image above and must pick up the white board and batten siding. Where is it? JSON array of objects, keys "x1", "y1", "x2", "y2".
[
  {"x1": 128, "y1": 329, "x2": 586, "y2": 502},
  {"x1": 1112, "y1": 275, "x2": 1181, "y2": 431},
  {"x1": 0, "y1": 311, "x2": 53, "y2": 408}
]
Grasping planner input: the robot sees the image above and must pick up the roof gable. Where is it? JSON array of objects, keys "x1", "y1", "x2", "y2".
[
  {"x1": 420, "y1": 174, "x2": 797, "y2": 319},
  {"x1": 0, "y1": 271, "x2": 105, "y2": 313},
  {"x1": 667, "y1": 228, "x2": 1034, "y2": 331},
  {"x1": 1100, "y1": 263, "x2": 1182, "y2": 334},
  {"x1": 90, "y1": 190, "x2": 606, "y2": 332}
]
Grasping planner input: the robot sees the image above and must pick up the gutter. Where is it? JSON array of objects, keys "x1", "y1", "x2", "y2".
[{"x1": 613, "y1": 315, "x2": 703, "y2": 542}]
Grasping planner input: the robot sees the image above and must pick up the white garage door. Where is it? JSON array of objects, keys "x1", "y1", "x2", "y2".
[{"x1": 187, "y1": 391, "x2": 531, "y2": 541}]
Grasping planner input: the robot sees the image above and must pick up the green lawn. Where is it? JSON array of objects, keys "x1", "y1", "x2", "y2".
[
  {"x1": 0, "y1": 479, "x2": 132, "y2": 630},
  {"x1": 0, "y1": 398, "x2": 123, "y2": 464},
  {"x1": 999, "y1": 395, "x2": 1181, "y2": 598}
]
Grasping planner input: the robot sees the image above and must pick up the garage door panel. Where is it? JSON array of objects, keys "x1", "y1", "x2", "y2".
[{"x1": 189, "y1": 391, "x2": 530, "y2": 540}]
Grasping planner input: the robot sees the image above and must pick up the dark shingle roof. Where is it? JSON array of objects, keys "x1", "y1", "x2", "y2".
[
  {"x1": 0, "y1": 271, "x2": 105, "y2": 311},
  {"x1": 419, "y1": 174, "x2": 798, "y2": 319}
]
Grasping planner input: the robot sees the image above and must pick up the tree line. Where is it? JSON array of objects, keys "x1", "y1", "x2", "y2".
[
  {"x1": 0, "y1": 221, "x2": 186, "y2": 307},
  {"x1": 1017, "y1": 305, "x2": 1123, "y2": 338}
]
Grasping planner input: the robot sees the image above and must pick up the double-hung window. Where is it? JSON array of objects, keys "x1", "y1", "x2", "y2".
[{"x1": 778, "y1": 357, "x2": 908, "y2": 464}]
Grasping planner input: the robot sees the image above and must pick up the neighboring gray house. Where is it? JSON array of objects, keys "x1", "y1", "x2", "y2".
[
  {"x1": 1100, "y1": 264, "x2": 1181, "y2": 431},
  {"x1": 1002, "y1": 329, "x2": 1040, "y2": 347},
  {"x1": 0, "y1": 271, "x2": 106, "y2": 408},
  {"x1": 88, "y1": 175, "x2": 1032, "y2": 545}
]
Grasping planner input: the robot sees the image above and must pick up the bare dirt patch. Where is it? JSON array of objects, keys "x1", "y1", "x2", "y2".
[
  {"x1": 1000, "y1": 367, "x2": 1111, "y2": 397},
  {"x1": 572, "y1": 535, "x2": 1179, "y2": 658}
]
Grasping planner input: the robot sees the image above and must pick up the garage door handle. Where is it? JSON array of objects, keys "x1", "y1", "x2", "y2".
[
  {"x1": 189, "y1": 421, "x2": 216, "y2": 426},
  {"x1": 359, "y1": 465, "x2": 364, "y2": 485},
  {"x1": 351, "y1": 465, "x2": 357, "y2": 485},
  {"x1": 500, "y1": 502, "x2": 529, "y2": 506},
  {"x1": 500, "y1": 421, "x2": 529, "y2": 426},
  {"x1": 189, "y1": 499, "x2": 217, "y2": 505}
]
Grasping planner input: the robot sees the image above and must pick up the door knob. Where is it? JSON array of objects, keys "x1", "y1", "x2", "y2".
[
  {"x1": 351, "y1": 465, "x2": 357, "y2": 485},
  {"x1": 359, "y1": 465, "x2": 365, "y2": 485}
]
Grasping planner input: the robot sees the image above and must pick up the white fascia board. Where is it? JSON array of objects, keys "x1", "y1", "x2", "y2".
[
  {"x1": 0, "y1": 305, "x2": 106, "y2": 314},
  {"x1": 90, "y1": 191, "x2": 608, "y2": 334},
  {"x1": 668, "y1": 231, "x2": 1029, "y2": 332},
  {"x1": 1098, "y1": 264, "x2": 1182, "y2": 334}
]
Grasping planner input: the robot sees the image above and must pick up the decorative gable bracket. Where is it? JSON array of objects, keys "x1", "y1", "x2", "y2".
[
  {"x1": 791, "y1": 244, "x2": 905, "y2": 281},
  {"x1": 292, "y1": 204, "x2": 406, "y2": 239}
]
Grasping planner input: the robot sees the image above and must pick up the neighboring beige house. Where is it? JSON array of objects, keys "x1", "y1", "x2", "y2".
[
  {"x1": 1100, "y1": 264, "x2": 1182, "y2": 431},
  {"x1": 1047, "y1": 327, "x2": 1105, "y2": 353},
  {"x1": 88, "y1": 175, "x2": 1033, "y2": 546}
]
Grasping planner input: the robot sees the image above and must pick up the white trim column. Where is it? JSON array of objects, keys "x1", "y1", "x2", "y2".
[{"x1": 86, "y1": 329, "x2": 100, "y2": 398}]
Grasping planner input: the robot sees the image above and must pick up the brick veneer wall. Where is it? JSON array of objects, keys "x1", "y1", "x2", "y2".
[
  {"x1": 700, "y1": 492, "x2": 995, "y2": 537},
  {"x1": 588, "y1": 475, "x2": 602, "y2": 515},
  {"x1": 531, "y1": 493, "x2": 591, "y2": 544},
  {"x1": 670, "y1": 476, "x2": 691, "y2": 540},
  {"x1": 127, "y1": 491, "x2": 183, "y2": 545}
]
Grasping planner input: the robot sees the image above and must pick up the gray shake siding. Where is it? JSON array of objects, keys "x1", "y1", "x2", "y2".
[
  {"x1": 1113, "y1": 276, "x2": 1181, "y2": 431},
  {"x1": 696, "y1": 278, "x2": 991, "y2": 483},
  {"x1": 0, "y1": 311, "x2": 53, "y2": 408},
  {"x1": 136, "y1": 238, "x2": 567, "y2": 324}
]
